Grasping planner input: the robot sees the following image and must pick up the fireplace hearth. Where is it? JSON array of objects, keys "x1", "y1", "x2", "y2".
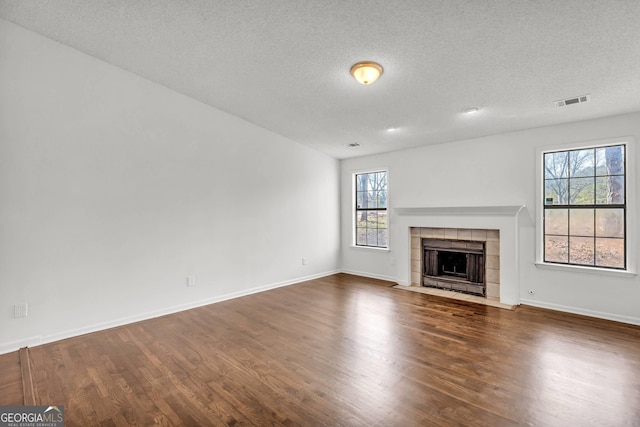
[{"x1": 423, "y1": 238, "x2": 485, "y2": 296}]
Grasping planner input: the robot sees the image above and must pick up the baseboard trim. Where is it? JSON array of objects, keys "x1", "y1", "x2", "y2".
[
  {"x1": 0, "y1": 337, "x2": 41, "y2": 356},
  {"x1": 340, "y1": 269, "x2": 397, "y2": 283},
  {"x1": 0, "y1": 270, "x2": 340, "y2": 355},
  {"x1": 520, "y1": 298, "x2": 640, "y2": 326}
]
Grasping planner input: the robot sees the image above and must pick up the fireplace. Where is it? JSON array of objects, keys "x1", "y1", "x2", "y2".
[
  {"x1": 397, "y1": 206, "x2": 525, "y2": 305},
  {"x1": 423, "y1": 238, "x2": 485, "y2": 296},
  {"x1": 409, "y1": 227, "x2": 501, "y2": 300}
]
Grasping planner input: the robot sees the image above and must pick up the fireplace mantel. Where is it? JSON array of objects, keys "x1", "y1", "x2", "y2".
[
  {"x1": 394, "y1": 205, "x2": 525, "y2": 217},
  {"x1": 392, "y1": 205, "x2": 526, "y2": 305}
]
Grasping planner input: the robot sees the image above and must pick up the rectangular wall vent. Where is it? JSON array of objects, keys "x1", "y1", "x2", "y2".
[{"x1": 554, "y1": 94, "x2": 591, "y2": 108}]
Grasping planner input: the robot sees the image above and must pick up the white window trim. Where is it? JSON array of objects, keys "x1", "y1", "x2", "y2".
[
  {"x1": 351, "y1": 168, "x2": 390, "y2": 250},
  {"x1": 534, "y1": 136, "x2": 637, "y2": 277}
]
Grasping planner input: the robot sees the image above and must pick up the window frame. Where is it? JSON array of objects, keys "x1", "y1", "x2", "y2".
[
  {"x1": 353, "y1": 169, "x2": 389, "y2": 249},
  {"x1": 535, "y1": 137, "x2": 637, "y2": 277}
]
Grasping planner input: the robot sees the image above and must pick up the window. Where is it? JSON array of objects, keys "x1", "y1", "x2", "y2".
[
  {"x1": 355, "y1": 170, "x2": 388, "y2": 248},
  {"x1": 543, "y1": 143, "x2": 626, "y2": 269}
]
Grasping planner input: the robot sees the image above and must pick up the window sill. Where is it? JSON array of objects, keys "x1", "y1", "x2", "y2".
[
  {"x1": 534, "y1": 262, "x2": 637, "y2": 278},
  {"x1": 350, "y1": 245, "x2": 390, "y2": 252}
]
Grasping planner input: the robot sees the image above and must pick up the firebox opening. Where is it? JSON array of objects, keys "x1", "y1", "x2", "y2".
[
  {"x1": 439, "y1": 251, "x2": 467, "y2": 279},
  {"x1": 423, "y1": 238, "x2": 486, "y2": 297}
]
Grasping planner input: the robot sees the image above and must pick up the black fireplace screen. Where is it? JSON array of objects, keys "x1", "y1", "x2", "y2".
[{"x1": 423, "y1": 240, "x2": 485, "y2": 284}]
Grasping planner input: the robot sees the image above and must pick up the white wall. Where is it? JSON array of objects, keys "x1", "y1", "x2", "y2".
[
  {"x1": 0, "y1": 19, "x2": 340, "y2": 353},
  {"x1": 341, "y1": 111, "x2": 640, "y2": 325}
]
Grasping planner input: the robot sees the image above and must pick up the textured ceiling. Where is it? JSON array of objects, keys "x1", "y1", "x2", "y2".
[{"x1": 1, "y1": 0, "x2": 639, "y2": 159}]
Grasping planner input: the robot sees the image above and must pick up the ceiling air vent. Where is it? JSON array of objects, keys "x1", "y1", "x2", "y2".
[
  {"x1": 346, "y1": 142, "x2": 360, "y2": 147},
  {"x1": 554, "y1": 94, "x2": 591, "y2": 108}
]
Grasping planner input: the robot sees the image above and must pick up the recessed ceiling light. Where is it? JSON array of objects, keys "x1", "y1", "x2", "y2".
[
  {"x1": 463, "y1": 107, "x2": 479, "y2": 114},
  {"x1": 384, "y1": 125, "x2": 399, "y2": 132}
]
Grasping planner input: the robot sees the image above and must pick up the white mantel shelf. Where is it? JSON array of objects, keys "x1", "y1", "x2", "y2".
[{"x1": 394, "y1": 205, "x2": 525, "y2": 217}]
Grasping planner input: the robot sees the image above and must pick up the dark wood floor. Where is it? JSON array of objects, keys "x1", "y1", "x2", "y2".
[{"x1": 2, "y1": 273, "x2": 640, "y2": 426}]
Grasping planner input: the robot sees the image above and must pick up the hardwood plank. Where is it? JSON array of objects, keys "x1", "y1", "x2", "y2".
[
  {"x1": 5, "y1": 273, "x2": 640, "y2": 426},
  {"x1": 19, "y1": 347, "x2": 37, "y2": 405},
  {"x1": 0, "y1": 350, "x2": 24, "y2": 405}
]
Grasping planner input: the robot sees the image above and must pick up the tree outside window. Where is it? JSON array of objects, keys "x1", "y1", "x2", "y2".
[
  {"x1": 543, "y1": 144, "x2": 625, "y2": 268},
  {"x1": 355, "y1": 171, "x2": 388, "y2": 248}
]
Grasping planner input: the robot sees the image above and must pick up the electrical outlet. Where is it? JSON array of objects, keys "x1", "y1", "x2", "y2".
[
  {"x1": 302, "y1": 257, "x2": 308, "y2": 266},
  {"x1": 14, "y1": 304, "x2": 28, "y2": 318},
  {"x1": 187, "y1": 276, "x2": 196, "y2": 287}
]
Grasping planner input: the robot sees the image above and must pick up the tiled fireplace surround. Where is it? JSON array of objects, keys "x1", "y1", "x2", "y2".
[
  {"x1": 410, "y1": 227, "x2": 500, "y2": 300},
  {"x1": 394, "y1": 206, "x2": 525, "y2": 306}
]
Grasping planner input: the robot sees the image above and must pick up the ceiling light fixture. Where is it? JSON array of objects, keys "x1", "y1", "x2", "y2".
[
  {"x1": 350, "y1": 61, "x2": 383, "y2": 85},
  {"x1": 463, "y1": 106, "x2": 479, "y2": 114},
  {"x1": 384, "y1": 125, "x2": 398, "y2": 132}
]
